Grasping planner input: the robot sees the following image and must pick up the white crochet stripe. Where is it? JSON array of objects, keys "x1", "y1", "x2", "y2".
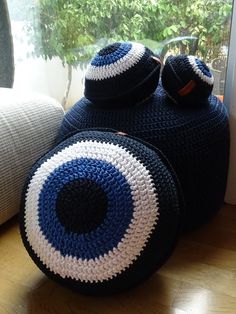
[
  {"x1": 188, "y1": 56, "x2": 214, "y2": 85},
  {"x1": 85, "y1": 42, "x2": 145, "y2": 81},
  {"x1": 24, "y1": 140, "x2": 159, "y2": 283}
]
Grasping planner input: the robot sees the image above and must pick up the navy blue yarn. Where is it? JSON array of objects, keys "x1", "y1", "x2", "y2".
[
  {"x1": 20, "y1": 130, "x2": 182, "y2": 295},
  {"x1": 56, "y1": 179, "x2": 108, "y2": 234},
  {"x1": 98, "y1": 43, "x2": 121, "y2": 56},
  {"x1": 85, "y1": 43, "x2": 160, "y2": 105},
  {"x1": 195, "y1": 58, "x2": 212, "y2": 78},
  {"x1": 91, "y1": 42, "x2": 132, "y2": 66},
  {"x1": 162, "y1": 55, "x2": 213, "y2": 105},
  {"x1": 38, "y1": 158, "x2": 133, "y2": 259},
  {"x1": 58, "y1": 89, "x2": 229, "y2": 231}
]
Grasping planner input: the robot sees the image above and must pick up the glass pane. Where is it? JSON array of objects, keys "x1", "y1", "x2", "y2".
[{"x1": 7, "y1": 0, "x2": 233, "y2": 109}]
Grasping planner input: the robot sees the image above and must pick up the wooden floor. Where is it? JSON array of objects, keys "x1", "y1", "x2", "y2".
[{"x1": 1, "y1": 204, "x2": 236, "y2": 314}]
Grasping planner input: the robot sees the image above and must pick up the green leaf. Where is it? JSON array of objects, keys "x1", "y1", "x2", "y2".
[{"x1": 25, "y1": 0, "x2": 233, "y2": 65}]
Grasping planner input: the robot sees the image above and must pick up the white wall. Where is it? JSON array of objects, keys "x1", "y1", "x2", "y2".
[{"x1": 13, "y1": 57, "x2": 86, "y2": 110}]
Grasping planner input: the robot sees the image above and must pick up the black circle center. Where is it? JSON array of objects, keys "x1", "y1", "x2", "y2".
[
  {"x1": 98, "y1": 43, "x2": 121, "y2": 56},
  {"x1": 56, "y1": 179, "x2": 108, "y2": 234}
]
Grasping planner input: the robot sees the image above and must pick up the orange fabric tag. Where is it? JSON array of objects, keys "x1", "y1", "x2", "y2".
[
  {"x1": 216, "y1": 95, "x2": 224, "y2": 102},
  {"x1": 178, "y1": 80, "x2": 196, "y2": 96},
  {"x1": 116, "y1": 131, "x2": 127, "y2": 136}
]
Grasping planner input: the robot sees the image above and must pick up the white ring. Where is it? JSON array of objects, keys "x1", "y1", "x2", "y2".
[
  {"x1": 24, "y1": 140, "x2": 159, "y2": 283},
  {"x1": 188, "y1": 56, "x2": 214, "y2": 85},
  {"x1": 85, "y1": 43, "x2": 145, "y2": 81}
]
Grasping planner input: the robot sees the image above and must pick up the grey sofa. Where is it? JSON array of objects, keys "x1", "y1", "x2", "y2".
[{"x1": 0, "y1": 88, "x2": 64, "y2": 224}]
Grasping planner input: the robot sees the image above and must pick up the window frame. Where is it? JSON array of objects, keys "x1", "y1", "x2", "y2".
[{"x1": 224, "y1": 0, "x2": 236, "y2": 109}]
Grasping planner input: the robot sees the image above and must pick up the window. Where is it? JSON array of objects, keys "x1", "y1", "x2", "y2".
[
  {"x1": 7, "y1": 0, "x2": 234, "y2": 109},
  {"x1": 225, "y1": 0, "x2": 236, "y2": 109},
  {"x1": 224, "y1": 0, "x2": 236, "y2": 204}
]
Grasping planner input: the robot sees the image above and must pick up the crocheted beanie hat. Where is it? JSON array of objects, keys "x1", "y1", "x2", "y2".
[
  {"x1": 20, "y1": 130, "x2": 182, "y2": 295},
  {"x1": 84, "y1": 42, "x2": 161, "y2": 106},
  {"x1": 162, "y1": 55, "x2": 214, "y2": 105}
]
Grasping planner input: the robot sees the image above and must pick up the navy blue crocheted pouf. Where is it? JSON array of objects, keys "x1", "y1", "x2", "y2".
[
  {"x1": 58, "y1": 42, "x2": 229, "y2": 230},
  {"x1": 20, "y1": 130, "x2": 182, "y2": 295}
]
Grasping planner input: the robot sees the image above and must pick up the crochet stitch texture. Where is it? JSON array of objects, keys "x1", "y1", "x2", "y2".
[
  {"x1": 58, "y1": 42, "x2": 229, "y2": 230},
  {"x1": 20, "y1": 130, "x2": 181, "y2": 295},
  {"x1": 162, "y1": 55, "x2": 214, "y2": 105},
  {"x1": 20, "y1": 42, "x2": 230, "y2": 296},
  {"x1": 85, "y1": 42, "x2": 161, "y2": 106}
]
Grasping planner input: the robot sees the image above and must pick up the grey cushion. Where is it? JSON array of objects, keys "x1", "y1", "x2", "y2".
[{"x1": 0, "y1": 88, "x2": 64, "y2": 224}]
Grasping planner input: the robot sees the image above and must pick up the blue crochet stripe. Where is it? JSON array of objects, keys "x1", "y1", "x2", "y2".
[
  {"x1": 91, "y1": 42, "x2": 132, "y2": 67},
  {"x1": 195, "y1": 58, "x2": 212, "y2": 78},
  {"x1": 38, "y1": 158, "x2": 134, "y2": 259}
]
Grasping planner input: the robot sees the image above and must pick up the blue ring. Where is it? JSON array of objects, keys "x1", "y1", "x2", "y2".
[
  {"x1": 91, "y1": 43, "x2": 132, "y2": 66},
  {"x1": 195, "y1": 58, "x2": 212, "y2": 78},
  {"x1": 38, "y1": 158, "x2": 134, "y2": 259}
]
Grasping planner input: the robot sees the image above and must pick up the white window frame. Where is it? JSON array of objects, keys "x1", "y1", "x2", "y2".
[
  {"x1": 225, "y1": 0, "x2": 236, "y2": 109},
  {"x1": 224, "y1": 0, "x2": 236, "y2": 204}
]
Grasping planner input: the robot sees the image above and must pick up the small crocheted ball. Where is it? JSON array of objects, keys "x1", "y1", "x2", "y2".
[
  {"x1": 85, "y1": 42, "x2": 161, "y2": 107},
  {"x1": 162, "y1": 55, "x2": 214, "y2": 105},
  {"x1": 20, "y1": 130, "x2": 182, "y2": 295}
]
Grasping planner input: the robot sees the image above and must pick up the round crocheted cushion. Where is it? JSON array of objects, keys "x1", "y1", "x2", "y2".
[
  {"x1": 20, "y1": 130, "x2": 182, "y2": 295},
  {"x1": 58, "y1": 87, "x2": 229, "y2": 231},
  {"x1": 84, "y1": 42, "x2": 161, "y2": 106},
  {"x1": 162, "y1": 55, "x2": 214, "y2": 105}
]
